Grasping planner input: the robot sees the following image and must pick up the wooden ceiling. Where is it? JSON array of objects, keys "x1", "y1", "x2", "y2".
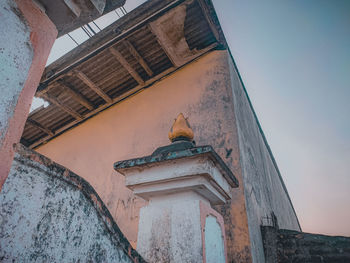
[{"x1": 21, "y1": 0, "x2": 227, "y2": 148}]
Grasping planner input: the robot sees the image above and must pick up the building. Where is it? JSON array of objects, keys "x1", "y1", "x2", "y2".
[{"x1": 1, "y1": 0, "x2": 349, "y2": 262}]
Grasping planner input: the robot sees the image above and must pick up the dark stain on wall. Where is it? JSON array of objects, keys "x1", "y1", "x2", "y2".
[{"x1": 262, "y1": 226, "x2": 350, "y2": 263}]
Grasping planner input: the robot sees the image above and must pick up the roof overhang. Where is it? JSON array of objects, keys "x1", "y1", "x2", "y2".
[{"x1": 22, "y1": 0, "x2": 227, "y2": 148}]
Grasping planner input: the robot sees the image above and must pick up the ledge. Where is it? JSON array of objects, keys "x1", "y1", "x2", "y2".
[
  {"x1": 114, "y1": 142, "x2": 239, "y2": 188},
  {"x1": 13, "y1": 143, "x2": 146, "y2": 263}
]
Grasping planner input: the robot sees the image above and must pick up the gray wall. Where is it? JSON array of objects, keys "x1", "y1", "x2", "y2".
[
  {"x1": 261, "y1": 226, "x2": 350, "y2": 263},
  {"x1": 227, "y1": 54, "x2": 301, "y2": 263},
  {"x1": 0, "y1": 144, "x2": 144, "y2": 263}
]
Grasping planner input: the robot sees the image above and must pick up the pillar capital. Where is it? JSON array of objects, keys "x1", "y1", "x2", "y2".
[{"x1": 114, "y1": 142, "x2": 238, "y2": 205}]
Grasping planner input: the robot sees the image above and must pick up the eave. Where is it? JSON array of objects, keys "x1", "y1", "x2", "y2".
[{"x1": 21, "y1": 0, "x2": 227, "y2": 149}]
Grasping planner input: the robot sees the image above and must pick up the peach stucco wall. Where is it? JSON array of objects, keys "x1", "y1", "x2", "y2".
[{"x1": 37, "y1": 50, "x2": 252, "y2": 262}]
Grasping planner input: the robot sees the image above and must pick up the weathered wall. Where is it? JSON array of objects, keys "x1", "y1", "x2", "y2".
[
  {"x1": 0, "y1": 0, "x2": 57, "y2": 189},
  {"x1": 261, "y1": 226, "x2": 350, "y2": 263},
  {"x1": 35, "y1": 49, "x2": 300, "y2": 262},
  {"x1": 227, "y1": 55, "x2": 301, "y2": 263},
  {"x1": 37, "y1": 50, "x2": 252, "y2": 261},
  {"x1": 0, "y1": 144, "x2": 144, "y2": 263}
]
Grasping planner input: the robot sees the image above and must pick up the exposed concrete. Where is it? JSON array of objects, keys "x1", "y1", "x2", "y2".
[
  {"x1": 0, "y1": 144, "x2": 145, "y2": 263},
  {"x1": 261, "y1": 226, "x2": 350, "y2": 263},
  {"x1": 0, "y1": 0, "x2": 57, "y2": 190},
  {"x1": 227, "y1": 54, "x2": 301, "y2": 263}
]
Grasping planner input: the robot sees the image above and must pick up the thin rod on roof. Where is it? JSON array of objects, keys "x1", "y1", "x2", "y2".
[
  {"x1": 114, "y1": 9, "x2": 121, "y2": 18},
  {"x1": 81, "y1": 25, "x2": 92, "y2": 38},
  {"x1": 85, "y1": 25, "x2": 94, "y2": 36},
  {"x1": 121, "y1": 6, "x2": 127, "y2": 14},
  {"x1": 86, "y1": 23, "x2": 97, "y2": 35},
  {"x1": 67, "y1": 33, "x2": 79, "y2": 46},
  {"x1": 93, "y1": 21, "x2": 101, "y2": 31}
]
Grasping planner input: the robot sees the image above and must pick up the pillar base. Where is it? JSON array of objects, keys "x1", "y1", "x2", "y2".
[{"x1": 137, "y1": 192, "x2": 227, "y2": 263}]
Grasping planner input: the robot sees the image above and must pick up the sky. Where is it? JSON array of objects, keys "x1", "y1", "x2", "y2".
[
  {"x1": 41, "y1": 0, "x2": 350, "y2": 236},
  {"x1": 213, "y1": 0, "x2": 350, "y2": 236}
]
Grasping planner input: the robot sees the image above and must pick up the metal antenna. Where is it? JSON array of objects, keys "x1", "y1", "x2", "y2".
[
  {"x1": 67, "y1": 33, "x2": 79, "y2": 46},
  {"x1": 86, "y1": 23, "x2": 96, "y2": 35},
  {"x1": 114, "y1": 9, "x2": 121, "y2": 18},
  {"x1": 92, "y1": 21, "x2": 101, "y2": 31},
  {"x1": 81, "y1": 25, "x2": 92, "y2": 38}
]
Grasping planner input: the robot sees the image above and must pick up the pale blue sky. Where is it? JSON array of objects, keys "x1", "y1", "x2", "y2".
[
  {"x1": 42, "y1": 0, "x2": 350, "y2": 236},
  {"x1": 214, "y1": 0, "x2": 350, "y2": 235}
]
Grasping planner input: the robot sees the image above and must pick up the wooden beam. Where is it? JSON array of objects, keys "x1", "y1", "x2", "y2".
[
  {"x1": 40, "y1": 93, "x2": 83, "y2": 121},
  {"x1": 29, "y1": 67, "x2": 176, "y2": 149},
  {"x1": 36, "y1": 83, "x2": 56, "y2": 97},
  {"x1": 27, "y1": 119, "x2": 54, "y2": 136},
  {"x1": 109, "y1": 47, "x2": 145, "y2": 85},
  {"x1": 75, "y1": 71, "x2": 112, "y2": 103},
  {"x1": 124, "y1": 40, "x2": 153, "y2": 76},
  {"x1": 58, "y1": 80, "x2": 94, "y2": 110}
]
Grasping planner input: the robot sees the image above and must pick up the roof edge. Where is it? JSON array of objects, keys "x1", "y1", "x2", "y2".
[{"x1": 41, "y1": 0, "x2": 184, "y2": 85}]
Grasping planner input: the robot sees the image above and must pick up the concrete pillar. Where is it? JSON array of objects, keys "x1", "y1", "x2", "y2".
[
  {"x1": 114, "y1": 114, "x2": 239, "y2": 263},
  {"x1": 0, "y1": 0, "x2": 57, "y2": 190}
]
